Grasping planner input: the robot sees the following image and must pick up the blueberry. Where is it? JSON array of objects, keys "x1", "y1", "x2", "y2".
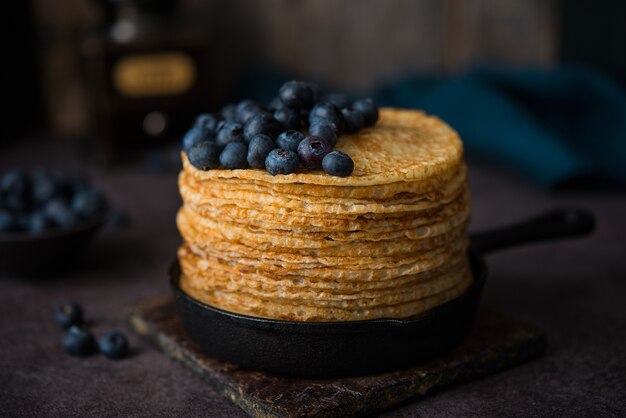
[
  {"x1": 219, "y1": 142, "x2": 248, "y2": 169},
  {"x1": 273, "y1": 108, "x2": 301, "y2": 131},
  {"x1": 1, "y1": 170, "x2": 28, "y2": 196},
  {"x1": 341, "y1": 108, "x2": 365, "y2": 133},
  {"x1": 1, "y1": 170, "x2": 29, "y2": 211},
  {"x1": 72, "y1": 190, "x2": 104, "y2": 219},
  {"x1": 352, "y1": 98, "x2": 379, "y2": 126},
  {"x1": 183, "y1": 127, "x2": 213, "y2": 153},
  {"x1": 268, "y1": 96, "x2": 283, "y2": 110},
  {"x1": 322, "y1": 151, "x2": 354, "y2": 177},
  {"x1": 55, "y1": 302, "x2": 84, "y2": 329},
  {"x1": 247, "y1": 134, "x2": 276, "y2": 169},
  {"x1": 3, "y1": 194, "x2": 28, "y2": 213},
  {"x1": 279, "y1": 81, "x2": 314, "y2": 109},
  {"x1": 235, "y1": 99, "x2": 265, "y2": 124},
  {"x1": 308, "y1": 121, "x2": 338, "y2": 147},
  {"x1": 220, "y1": 104, "x2": 237, "y2": 121},
  {"x1": 28, "y1": 211, "x2": 52, "y2": 234},
  {"x1": 0, "y1": 210, "x2": 17, "y2": 232},
  {"x1": 244, "y1": 113, "x2": 283, "y2": 141},
  {"x1": 188, "y1": 141, "x2": 221, "y2": 170},
  {"x1": 62, "y1": 325, "x2": 97, "y2": 357},
  {"x1": 276, "y1": 130, "x2": 306, "y2": 152},
  {"x1": 51, "y1": 174, "x2": 74, "y2": 200},
  {"x1": 44, "y1": 199, "x2": 77, "y2": 229},
  {"x1": 98, "y1": 330, "x2": 130, "y2": 360},
  {"x1": 297, "y1": 136, "x2": 332, "y2": 170},
  {"x1": 70, "y1": 177, "x2": 91, "y2": 195},
  {"x1": 31, "y1": 170, "x2": 58, "y2": 203},
  {"x1": 306, "y1": 81, "x2": 325, "y2": 103},
  {"x1": 309, "y1": 102, "x2": 345, "y2": 132},
  {"x1": 10, "y1": 215, "x2": 25, "y2": 232},
  {"x1": 17, "y1": 214, "x2": 32, "y2": 231},
  {"x1": 265, "y1": 149, "x2": 300, "y2": 175},
  {"x1": 193, "y1": 113, "x2": 220, "y2": 135},
  {"x1": 326, "y1": 93, "x2": 350, "y2": 109},
  {"x1": 216, "y1": 122, "x2": 245, "y2": 147}
]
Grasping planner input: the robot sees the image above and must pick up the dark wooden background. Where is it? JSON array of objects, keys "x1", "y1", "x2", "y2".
[
  {"x1": 17, "y1": 0, "x2": 625, "y2": 140},
  {"x1": 32, "y1": 0, "x2": 560, "y2": 137}
]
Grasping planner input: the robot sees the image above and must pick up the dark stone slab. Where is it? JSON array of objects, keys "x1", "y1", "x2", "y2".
[{"x1": 129, "y1": 297, "x2": 546, "y2": 418}]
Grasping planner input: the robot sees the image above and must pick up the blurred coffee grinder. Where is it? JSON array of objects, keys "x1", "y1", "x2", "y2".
[{"x1": 82, "y1": 0, "x2": 211, "y2": 160}]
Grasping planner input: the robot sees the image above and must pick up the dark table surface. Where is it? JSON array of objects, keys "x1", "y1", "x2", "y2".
[{"x1": 1, "y1": 140, "x2": 625, "y2": 417}]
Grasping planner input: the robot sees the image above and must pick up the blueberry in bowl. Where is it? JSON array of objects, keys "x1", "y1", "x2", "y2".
[{"x1": 0, "y1": 169, "x2": 110, "y2": 277}]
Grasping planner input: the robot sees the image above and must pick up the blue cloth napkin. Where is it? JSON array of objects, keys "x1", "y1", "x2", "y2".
[{"x1": 375, "y1": 66, "x2": 626, "y2": 187}]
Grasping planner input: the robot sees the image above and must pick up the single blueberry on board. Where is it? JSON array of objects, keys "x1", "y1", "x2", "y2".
[
  {"x1": 98, "y1": 330, "x2": 130, "y2": 360},
  {"x1": 54, "y1": 302, "x2": 84, "y2": 329},
  {"x1": 62, "y1": 325, "x2": 97, "y2": 357}
]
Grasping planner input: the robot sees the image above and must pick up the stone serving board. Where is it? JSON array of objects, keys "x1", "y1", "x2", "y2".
[{"x1": 129, "y1": 297, "x2": 546, "y2": 418}]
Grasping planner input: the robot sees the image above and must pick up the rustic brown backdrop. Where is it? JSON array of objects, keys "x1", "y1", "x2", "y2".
[{"x1": 35, "y1": 0, "x2": 559, "y2": 136}]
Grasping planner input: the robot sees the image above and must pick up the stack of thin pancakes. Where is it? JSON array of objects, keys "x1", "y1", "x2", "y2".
[{"x1": 177, "y1": 108, "x2": 472, "y2": 322}]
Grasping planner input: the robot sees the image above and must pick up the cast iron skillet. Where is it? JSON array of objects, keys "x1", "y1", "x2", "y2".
[{"x1": 170, "y1": 208, "x2": 594, "y2": 377}]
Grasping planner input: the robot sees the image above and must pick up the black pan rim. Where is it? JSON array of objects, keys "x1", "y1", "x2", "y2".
[{"x1": 169, "y1": 246, "x2": 486, "y2": 330}]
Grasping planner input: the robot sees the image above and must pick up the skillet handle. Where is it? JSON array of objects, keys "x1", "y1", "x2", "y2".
[{"x1": 470, "y1": 208, "x2": 595, "y2": 255}]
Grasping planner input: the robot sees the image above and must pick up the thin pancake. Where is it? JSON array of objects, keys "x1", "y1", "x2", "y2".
[{"x1": 180, "y1": 271, "x2": 473, "y2": 321}]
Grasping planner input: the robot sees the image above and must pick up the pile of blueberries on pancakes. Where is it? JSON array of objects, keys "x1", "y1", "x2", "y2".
[{"x1": 182, "y1": 80, "x2": 379, "y2": 177}]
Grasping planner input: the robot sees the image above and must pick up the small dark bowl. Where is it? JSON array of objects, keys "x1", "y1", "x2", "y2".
[{"x1": 0, "y1": 209, "x2": 109, "y2": 277}]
